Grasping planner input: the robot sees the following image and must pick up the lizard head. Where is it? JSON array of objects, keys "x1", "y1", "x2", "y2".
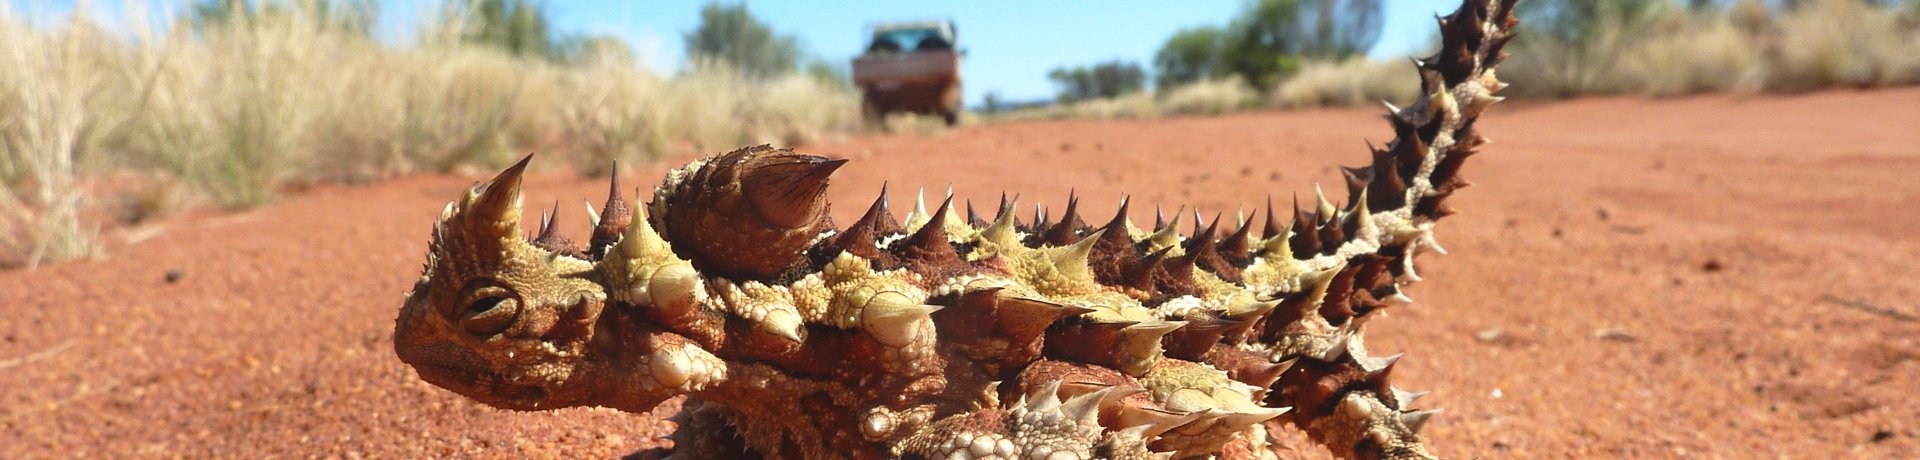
[{"x1": 393, "y1": 155, "x2": 612, "y2": 411}]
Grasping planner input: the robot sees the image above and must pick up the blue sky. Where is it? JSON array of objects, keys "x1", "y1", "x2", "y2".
[{"x1": 9, "y1": 0, "x2": 1461, "y2": 104}]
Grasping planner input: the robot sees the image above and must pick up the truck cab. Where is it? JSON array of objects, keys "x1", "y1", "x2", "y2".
[{"x1": 851, "y1": 20, "x2": 963, "y2": 126}]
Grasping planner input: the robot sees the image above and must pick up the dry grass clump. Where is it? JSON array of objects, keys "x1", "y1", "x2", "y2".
[
  {"x1": 1761, "y1": 0, "x2": 1920, "y2": 92},
  {"x1": 0, "y1": 4, "x2": 857, "y2": 267},
  {"x1": 992, "y1": 80, "x2": 1251, "y2": 121},
  {"x1": 1003, "y1": 0, "x2": 1920, "y2": 121},
  {"x1": 1508, "y1": 0, "x2": 1920, "y2": 98},
  {"x1": 0, "y1": 14, "x2": 109, "y2": 268},
  {"x1": 991, "y1": 60, "x2": 1402, "y2": 121},
  {"x1": 1269, "y1": 58, "x2": 1417, "y2": 109},
  {"x1": 1159, "y1": 77, "x2": 1258, "y2": 116}
]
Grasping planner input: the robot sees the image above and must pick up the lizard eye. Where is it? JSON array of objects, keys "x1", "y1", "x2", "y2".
[{"x1": 460, "y1": 286, "x2": 521, "y2": 336}]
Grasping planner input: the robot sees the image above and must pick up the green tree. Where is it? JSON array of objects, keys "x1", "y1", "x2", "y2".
[
  {"x1": 1221, "y1": 0, "x2": 1384, "y2": 91},
  {"x1": 1154, "y1": 26, "x2": 1228, "y2": 88},
  {"x1": 459, "y1": 0, "x2": 555, "y2": 59},
  {"x1": 1048, "y1": 60, "x2": 1147, "y2": 103},
  {"x1": 684, "y1": 3, "x2": 801, "y2": 79},
  {"x1": 1223, "y1": 0, "x2": 1304, "y2": 91},
  {"x1": 1505, "y1": 0, "x2": 1669, "y2": 96},
  {"x1": 1293, "y1": 0, "x2": 1383, "y2": 60},
  {"x1": 1515, "y1": 0, "x2": 1666, "y2": 49}
]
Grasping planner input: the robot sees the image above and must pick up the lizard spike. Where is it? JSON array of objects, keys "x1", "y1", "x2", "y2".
[
  {"x1": 1146, "y1": 205, "x2": 1185, "y2": 252},
  {"x1": 1357, "y1": 353, "x2": 1403, "y2": 373},
  {"x1": 587, "y1": 163, "x2": 631, "y2": 259},
  {"x1": 1163, "y1": 313, "x2": 1241, "y2": 361},
  {"x1": 1086, "y1": 196, "x2": 1142, "y2": 291},
  {"x1": 531, "y1": 201, "x2": 579, "y2": 256},
  {"x1": 995, "y1": 192, "x2": 1018, "y2": 221},
  {"x1": 834, "y1": 184, "x2": 901, "y2": 260},
  {"x1": 1048, "y1": 228, "x2": 1103, "y2": 282},
  {"x1": 1369, "y1": 144, "x2": 1409, "y2": 211},
  {"x1": 1045, "y1": 318, "x2": 1180, "y2": 376},
  {"x1": 1317, "y1": 331, "x2": 1353, "y2": 362},
  {"x1": 1119, "y1": 320, "x2": 1184, "y2": 359},
  {"x1": 617, "y1": 202, "x2": 671, "y2": 258},
  {"x1": 466, "y1": 153, "x2": 533, "y2": 238},
  {"x1": 745, "y1": 155, "x2": 845, "y2": 229},
  {"x1": 1179, "y1": 214, "x2": 1238, "y2": 282},
  {"x1": 873, "y1": 183, "x2": 904, "y2": 234},
  {"x1": 1288, "y1": 195, "x2": 1320, "y2": 259},
  {"x1": 1117, "y1": 406, "x2": 1202, "y2": 440},
  {"x1": 1240, "y1": 358, "x2": 1290, "y2": 388},
  {"x1": 1059, "y1": 386, "x2": 1113, "y2": 425},
  {"x1": 1035, "y1": 203, "x2": 1051, "y2": 232},
  {"x1": 1419, "y1": 231, "x2": 1449, "y2": 256},
  {"x1": 904, "y1": 187, "x2": 929, "y2": 232},
  {"x1": 1317, "y1": 210, "x2": 1347, "y2": 256},
  {"x1": 1118, "y1": 248, "x2": 1169, "y2": 293},
  {"x1": 760, "y1": 308, "x2": 804, "y2": 344},
  {"x1": 1344, "y1": 189, "x2": 1374, "y2": 241},
  {"x1": 645, "y1": 263, "x2": 703, "y2": 316},
  {"x1": 895, "y1": 196, "x2": 960, "y2": 268},
  {"x1": 1095, "y1": 196, "x2": 1133, "y2": 249},
  {"x1": 1391, "y1": 387, "x2": 1430, "y2": 409},
  {"x1": 1041, "y1": 192, "x2": 1084, "y2": 246},
  {"x1": 1262, "y1": 196, "x2": 1284, "y2": 240},
  {"x1": 994, "y1": 294, "x2": 1096, "y2": 347},
  {"x1": 1223, "y1": 289, "x2": 1278, "y2": 317},
  {"x1": 861, "y1": 291, "x2": 943, "y2": 348},
  {"x1": 583, "y1": 200, "x2": 600, "y2": 229},
  {"x1": 646, "y1": 342, "x2": 726, "y2": 393},
  {"x1": 663, "y1": 146, "x2": 844, "y2": 280},
  {"x1": 1218, "y1": 209, "x2": 1256, "y2": 266},
  {"x1": 982, "y1": 194, "x2": 1021, "y2": 247},
  {"x1": 1027, "y1": 380, "x2": 1066, "y2": 413},
  {"x1": 1314, "y1": 184, "x2": 1337, "y2": 221},
  {"x1": 1340, "y1": 166, "x2": 1370, "y2": 207},
  {"x1": 1153, "y1": 205, "x2": 1166, "y2": 230},
  {"x1": 1218, "y1": 406, "x2": 1290, "y2": 432},
  {"x1": 1401, "y1": 409, "x2": 1442, "y2": 434},
  {"x1": 533, "y1": 204, "x2": 553, "y2": 241},
  {"x1": 966, "y1": 200, "x2": 987, "y2": 228}
]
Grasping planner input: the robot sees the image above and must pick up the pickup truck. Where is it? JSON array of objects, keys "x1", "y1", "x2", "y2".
[{"x1": 851, "y1": 20, "x2": 963, "y2": 126}]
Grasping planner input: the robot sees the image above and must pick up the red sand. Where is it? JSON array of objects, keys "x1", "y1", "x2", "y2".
[{"x1": 4, "y1": 88, "x2": 1917, "y2": 458}]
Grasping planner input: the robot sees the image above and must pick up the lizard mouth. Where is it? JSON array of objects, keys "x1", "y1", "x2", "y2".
[{"x1": 408, "y1": 360, "x2": 556, "y2": 409}]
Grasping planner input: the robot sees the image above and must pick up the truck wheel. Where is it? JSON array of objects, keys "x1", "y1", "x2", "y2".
[
  {"x1": 942, "y1": 110, "x2": 960, "y2": 127},
  {"x1": 861, "y1": 100, "x2": 886, "y2": 130}
]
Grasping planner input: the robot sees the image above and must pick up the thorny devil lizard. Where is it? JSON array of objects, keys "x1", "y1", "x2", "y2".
[{"x1": 392, "y1": 1, "x2": 1517, "y2": 458}]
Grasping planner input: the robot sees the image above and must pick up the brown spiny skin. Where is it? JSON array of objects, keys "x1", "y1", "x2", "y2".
[{"x1": 392, "y1": 1, "x2": 1516, "y2": 458}]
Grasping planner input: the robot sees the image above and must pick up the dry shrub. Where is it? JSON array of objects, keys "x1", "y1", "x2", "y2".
[
  {"x1": 1615, "y1": 12, "x2": 1760, "y2": 96},
  {"x1": 1506, "y1": 0, "x2": 1920, "y2": 98},
  {"x1": 0, "y1": 13, "x2": 110, "y2": 267},
  {"x1": 1270, "y1": 58, "x2": 1417, "y2": 108},
  {"x1": 0, "y1": 4, "x2": 858, "y2": 267},
  {"x1": 1762, "y1": 0, "x2": 1920, "y2": 92},
  {"x1": 1159, "y1": 77, "x2": 1258, "y2": 116}
]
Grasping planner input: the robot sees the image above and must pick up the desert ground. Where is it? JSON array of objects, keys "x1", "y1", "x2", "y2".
[{"x1": 3, "y1": 88, "x2": 1917, "y2": 458}]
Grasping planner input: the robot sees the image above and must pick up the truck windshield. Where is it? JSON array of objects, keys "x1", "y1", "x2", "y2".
[{"x1": 868, "y1": 29, "x2": 951, "y2": 53}]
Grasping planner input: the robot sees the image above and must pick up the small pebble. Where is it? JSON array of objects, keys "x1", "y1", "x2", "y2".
[{"x1": 1593, "y1": 329, "x2": 1636, "y2": 343}]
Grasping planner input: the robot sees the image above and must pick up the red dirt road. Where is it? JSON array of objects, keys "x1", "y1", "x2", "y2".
[{"x1": 5, "y1": 89, "x2": 1918, "y2": 458}]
